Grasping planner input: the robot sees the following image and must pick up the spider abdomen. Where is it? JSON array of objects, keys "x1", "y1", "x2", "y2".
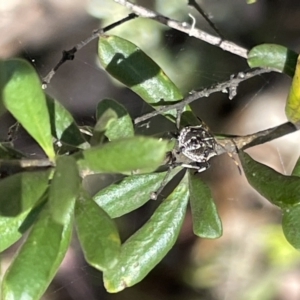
[{"x1": 177, "y1": 125, "x2": 217, "y2": 163}]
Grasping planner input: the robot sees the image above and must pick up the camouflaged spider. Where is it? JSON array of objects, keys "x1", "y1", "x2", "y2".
[
  {"x1": 151, "y1": 119, "x2": 241, "y2": 200},
  {"x1": 171, "y1": 123, "x2": 218, "y2": 173},
  {"x1": 150, "y1": 122, "x2": 218, "y2": 200}
]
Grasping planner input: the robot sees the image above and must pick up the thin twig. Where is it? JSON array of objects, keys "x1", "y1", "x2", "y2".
[
  {"x1": 114, "y1": 0, "x2": 248, "y2": 58},
  {"x1": 42, "y1": 13, "x2": 138, "y2": 86},
  {"x1": 0, "y1": 159, "x2": 54, "y2": 169},
  {"x1": 215, "y1": 122, "x2": 298, "y2": 156},
  {"x1": 1, "y1": 122, "x2": 297, "y2": 175},
  {"x1": 187, "y1": 0, "x2": 224, "y2": 39},
  {"x1": 134, "y1": 68, "x2": 274, "y2": 125},
  {"x1": 235, "y1": 122, "x2": 298, "y2": 150}
]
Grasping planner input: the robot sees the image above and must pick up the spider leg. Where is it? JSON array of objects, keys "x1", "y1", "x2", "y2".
[
  {"x1": 176, "y1": 107, "x2": 184, "y2": 130},
  {"x1": 196, "y1": 161, "x2": 211, "y2": 172},
  {"x1": 150, "y1": 167, "x2": 175, "y2": 200},
  {"x1": 150, "y1": 151, "x2": 178, "y2": 200},
  {"x1": 218, "y1": 142, "x2": 242, "y2": 175},
  {"x1": 180, "y1": 161, "x2": 210, "y2": 173}
]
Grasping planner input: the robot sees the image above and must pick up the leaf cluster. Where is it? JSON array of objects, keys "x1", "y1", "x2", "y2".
[{"x1": 0, "y1": 30, "x2": 300, "y2": 299}]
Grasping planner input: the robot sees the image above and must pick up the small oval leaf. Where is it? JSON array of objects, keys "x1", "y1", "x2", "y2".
[
  {"x1": 0, "y1": 170, "x2": 50, "y2": 252},
  {"x1": 247, "y1": 44, "x2": 298, "y2": 77},
  {"x1": 103, "y1": 180, "x2": 189, "y2": 292},
  {"x1": 98, "y1": 35, "x2": 182, "y2": 104},
  {"x1": 240, "y1": 151, "x2": 300, "y2": 208},
  {"x1": 189, "y1": 172, "x2": 222, "y2": 238},
  {"x1": 94, "y1": 169, "x2": 180, "y2": 218},
  {"x1": 49, "y1": 156, "x2": 81, "y2": 225},
  {"x1": 285, "y1": 55, "x2": 300, "y2": 123},
  {"x1": 0, "y1": 170, "x2": 50, "y2": 217},
  {"x1": 292, "y1": 158, "x2": 300, "y2": 177},
  {"x1": 1, "y1": 205, "x2": 73, "y2": 300},
  {"x1": 75, "y1": 136, "x2": 169, "y2": 175},
  {"x1": 91, "y1": 108, "x2": 118, "y2": 146},
  {"x1": 46, "y1": 95, "x2": 88, "y2": 148},
  {"x1": 0, "y1": 197, "x2": 47, "y2": 253},
  {"x1": 2, "y1": 59, "x2": 55, "y2": 159},
  {"x1": 282, "y1": 205, "x2": 300, "y2": 250},
  {"x1": 75, "y1": 191, "x2": 121, "y2": 271},
  {"x1": 96, "y1": 98, "x2": 134, "y2": 141}
]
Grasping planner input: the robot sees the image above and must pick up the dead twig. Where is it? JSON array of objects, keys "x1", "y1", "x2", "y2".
[
  {"x1": 134, "y1": 68, "x2": 274, "y2": 125},
  {"x1": 42, "y1": 13, "x2": 138, "y2": 86},
  {"x1": 187, "y1": 0, "x2": 224, "y2": 39},
  {"x1": 114, "y1": 0, "x2": 248, "y2": 58},
  {"x1": 215, "y1": 122, "x2": 298, "y2": 156}
]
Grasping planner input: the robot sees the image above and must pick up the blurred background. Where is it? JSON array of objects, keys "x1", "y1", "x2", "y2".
[{"x1": 1, "y1": 0, "x2": 300, "y2": 299}]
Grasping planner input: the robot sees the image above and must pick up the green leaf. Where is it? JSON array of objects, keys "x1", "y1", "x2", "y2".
[
  {"x1": 2, "y1": 59, "x2": 55, "y2": 159},
  {"x1": 49, "y1": 156, "x2": 81, "y2": 225},
  {"x1": 0, "y1": 170, "x2": 50, "y2": 217},
  {"x1": 94, "y1": 169, "x2": 180, "y2": 218},
  {"x1": 75, "y1": 191, "x2": 121, "y2": 271},
  {"x1": 285, "y1": 55, "x2": 300, "y2": 123},
  {"x1": 75, "y1": 136, "x2": 169, "y2": 175},
  {"x1": 189, "y1": 172, "x2": 222, "y2": 238},
  {"x1": 180, "y1": 110, "x2": 202, "y2": 126},
  {"x1": 103, "y1": 180, "x2": 189, "y2": 292},
  {"x1": 240, "y1": 151, "x2": 300, "y2": 208},
  {"x1": 282, "y1": 205, "x2": 300, "y2": 249},
  {"x1": 98, "y1": 35, "x2": 183, "y2": 104},
  {"x1": 292, "y1": 158, "x2": 300, "y2": 176},
  {"x1": 46, "y1": 95, "x2": 88, "y2": 149},
  {"x1": 0, "y1": 170, "x2": 50, "y2": 252},
  {"x1": 1, "y1": 204, "x2": 73, "y2": 300},
  {"x1": 0, "y1": 197, "x2": 47, "y2": 253},
  {"x1": 247, "y1": 44, "x2": 298, "y2": 77},
  {"x1": 96, "y1": 98, "x2": 134, "y2": 141},
  {"x1": 91, "y1": 107, "x2": 117, "y2": 146}
]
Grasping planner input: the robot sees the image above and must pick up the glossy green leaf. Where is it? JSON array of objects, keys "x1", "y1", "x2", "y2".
[
  {"x1": 103, "y1": 180, "x2": 189, "y2": 292},
  {"x1": 0, "y1": 197, "x2": 47, "y2": 253},
  {"x1": 98, "y1": 35, "x2": 182, "y2": 104},
  {"x1": 180, "y1": 110, "x2": 202, "y2": 127},
  {"x1": 1, "y1": 204, "x2": 73, "y2": 300},
  {"x1": 240, "y1": 151, "x2": 300, "y2": 208},
  {"x1": 0, "y1": 170, "x2": 50, "y2": 252},
  {"x1": 189, "y1": 172, "x2": 222, "y2": 238},
  {"x1": 75, "y1": 191, "x2": 121, "y2": 271},
  {"x1": 91, "y1": 107, "x2": 117, "y2": 146},
  {"x1": 96, "y1": 98, "x2": 134, "y2": 140},
  {"x1": 285, "y1": 55, "x2": 300, "y2": 123},
  {"x1": 94, "y1": 169, "x2": 180, "y2": 218},
  {"x1": 49, "y1": 156, "x2": 80, "y2": 225},
  {"x1": 282, "y1": 205, "x2": 300, "y2": 249},
  {"x1": 248, "y1": 44, "x2": 298, "y2": 77},
  {"x1": 292, "y1": 158, "x2": 300, "y2": 177},
  {"x1": 46, "y1": 95, "x2": 88, "y2": 149},
  {"x1": 0, "y1": 170, "x2": 50, "y2": 217},
  {"x1": 2, "y1": 59, "x2": 55, "y2": 159},
  {"x1": 75, "y1": 136, "x2": 169, "y2": 175}
]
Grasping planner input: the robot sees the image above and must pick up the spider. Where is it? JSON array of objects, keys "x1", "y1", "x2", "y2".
[
  {"x1": 151, "y1": 120, "x2": 241, "y2": 200},
  {"x1": 170, "y1": 119, "x2": 241, "y2": 173},
  {"x1": 171, "y1": 123, "x2": 218, "y2": 173},
  {"x1": 150, "y1": 122, "x2": 218, "y2": 200}
]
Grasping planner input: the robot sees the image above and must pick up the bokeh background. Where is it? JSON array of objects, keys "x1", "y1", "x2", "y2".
[{"x1": 1, "y1": 0, "x2": 300, "y2": 299}]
